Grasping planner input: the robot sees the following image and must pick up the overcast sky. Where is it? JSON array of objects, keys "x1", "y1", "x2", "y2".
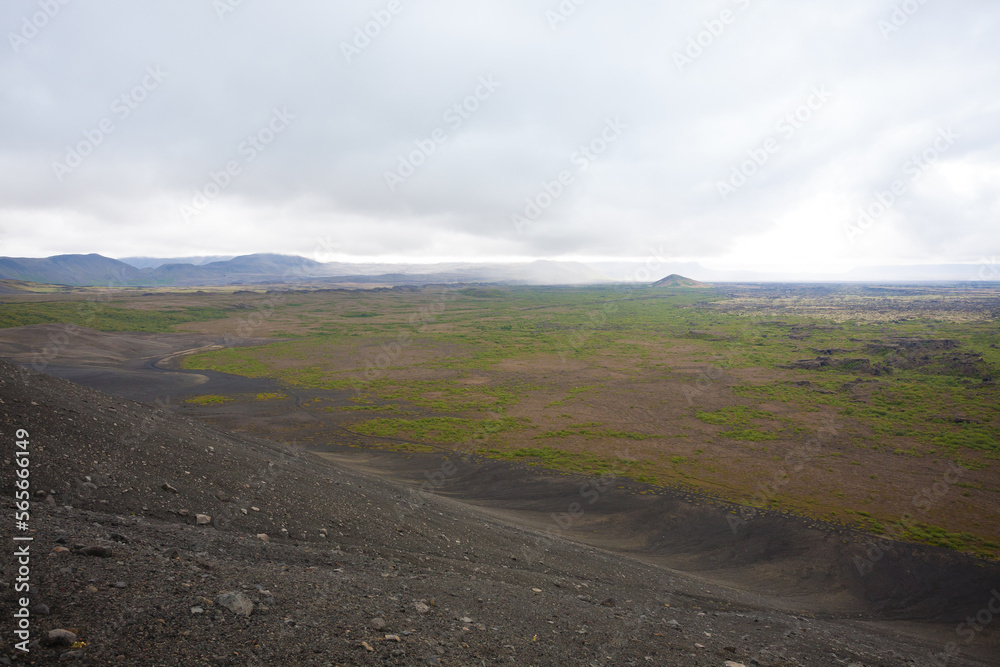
[{"x1": 1, "y1": 0, "x2": 998, "y2": 274}]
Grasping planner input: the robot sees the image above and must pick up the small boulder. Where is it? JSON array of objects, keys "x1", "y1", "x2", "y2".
[
  {"x1": 216, "y1": 592, "x2": 254, "y2": 617},
  {"x1": 81, "y1": 545, "x2": 112, "y2": 557},
  {"x1": 46, "y1": 629, "x2": 77, "y2": 647},
  {"x1": 256, "y1": 533, "x2": 269, "y2": 543},
  {"x1": 195, "y1": 514, "x2": 211, "y2": 525},
  {"x1": 371, "y1": 617, "x2": 386, "y2": 631},
  {"x1": 161, "y1": 483, "x2": 178, "y2": 493}
]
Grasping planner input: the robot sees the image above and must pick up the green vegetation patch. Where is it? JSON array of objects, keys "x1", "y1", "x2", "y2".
[
  {"x1": 185, "y1": 394, "x2": 232, "y2": 405},
  {"x1": 182, "y1": 346, "x2": 273, "y2": 377},
  {"x1": 696, "y1": 405, "x2": 777, "y2": 426},
  {"x1": 481, "y1": 445, "x2": 656, "y2": 483},
  {"x1": 534, "y1": 428, "x2": 658, "y2": 441},
  {"x1": 696, "y1": 405, "x2": 786, "y2": 441},
  {"x1": 891, "y1": 521, "x2": 994, "y2": 556},
  {"x1": 354, "y1": 416, "x2": 524, "y2": 444},
  {"x1": 0, "y1": 302, "x2": 231, "y2": 332}
]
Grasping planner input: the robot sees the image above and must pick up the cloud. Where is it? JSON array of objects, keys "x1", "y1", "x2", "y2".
[{"x1": 0, "y1": 0, "x2": 998, "y2": 271}]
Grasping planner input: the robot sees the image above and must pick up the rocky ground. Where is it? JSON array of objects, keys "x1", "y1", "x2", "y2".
[{"x1": 1, "y1": 359, "x2": 997, "y2": 666}]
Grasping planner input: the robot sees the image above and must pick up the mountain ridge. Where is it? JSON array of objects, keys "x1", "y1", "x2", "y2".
[{"x1": 2, "y1": 253, "x2": 998, "y2": 287}]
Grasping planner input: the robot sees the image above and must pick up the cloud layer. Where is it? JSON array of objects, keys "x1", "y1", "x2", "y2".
[{"x1": 1, "y1": 0, "x2": 998, "y2": 273}]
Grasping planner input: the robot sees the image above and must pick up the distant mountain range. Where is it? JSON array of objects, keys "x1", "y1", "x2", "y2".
[
  {"x1": 0, "y1": 253, "x2": 610, "y2": 287},
  {"x1": 0, "y1": 253, "x2": 995, "y2": 287},
  {"x1": 119, "y1": 255, "x2": 235, "y2": 269}
]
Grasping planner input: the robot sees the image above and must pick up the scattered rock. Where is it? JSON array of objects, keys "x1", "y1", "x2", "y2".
[
  {"x1": 52, "y1": 546, "x2": 70, "y2": 554},
  {"x1": 371, "y1": 617, "x2": 387, "y2": 631},
  {"x1": 191, "y1": 606, "x2": 205, "y2": 614},
  {"x1": 196, "y1": 514, "x2": 211, "y2": 525},
  {"x1": 46, "y1": 629, "x2": 77, "y2": 647},
  {"x1": 256, "y1": 533, "x2": 269, "y2": 543},
  {"x1": 216, "y1": 592, "x2": 254, "y2": 617},
  {"x1": 724, "y1": 662, "x2": 747, "y2": 667},
  {"x1": 31, "y1": 603, "x2": 50, "y2": 616},
  {"x1": 161, "y1": 482, "x2": 178, "y2": 493},
  {"x1": 58, "y1": 650, "x2": 84, "y2": 661},
  {"x1": 666, "y1": 619, "x2": 682, "y2": 630},
  {"x1": 113, "y1": 581, "x2": 127, "y2": 588},
  {"x1": 414, "y1": 601, "x2": 431, "y2": 614},
  {"x1": 600, "y1": 598, "x2": 616, "y2": 607},
  {"x1": 178, "y1": 509, "x2": 190, "y2": 517},
  {"x1": 385, "y1": 634, "x2": 401, "y2": 642}
]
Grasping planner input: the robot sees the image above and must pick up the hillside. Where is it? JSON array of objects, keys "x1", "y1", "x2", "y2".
[
  {"x1": 652, "y1": 274, "x2": 709, "y2": 288},
  {"x1": 1, "y1": 360, "x2": 993, "y2": 665},
  {"x1": 0, "y1": 254, "x2": 146, "y2": 287}
]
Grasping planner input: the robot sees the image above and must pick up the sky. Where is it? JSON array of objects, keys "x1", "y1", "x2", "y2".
[{"x1": 1, "y1": 0, "x2": 998, "y2": 276}]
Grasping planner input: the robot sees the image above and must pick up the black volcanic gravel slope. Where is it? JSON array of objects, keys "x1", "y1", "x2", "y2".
[{"x1": 0, "y1": 360, "x2": 996, "y2": 666}]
